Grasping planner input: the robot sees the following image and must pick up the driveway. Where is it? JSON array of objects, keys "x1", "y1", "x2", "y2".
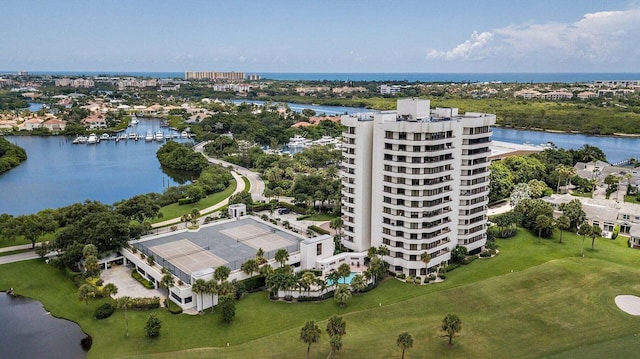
[{"x1": 100, "y1": 265, "x2": 166, "y2": 299}]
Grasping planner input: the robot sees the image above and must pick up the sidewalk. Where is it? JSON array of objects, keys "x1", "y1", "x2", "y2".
[{"x1": 0, "y1": 243, "x2": 33, "y2": 253}]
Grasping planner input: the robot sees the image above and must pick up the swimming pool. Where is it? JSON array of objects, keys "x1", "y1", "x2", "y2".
[{"x1": 326, "y1": 272, "x2": 357, "y2": 286}]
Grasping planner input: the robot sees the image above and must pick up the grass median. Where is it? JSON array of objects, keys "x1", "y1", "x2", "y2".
[{"x1": 2, "y1": 229, "x2": 640, "y2": 358}]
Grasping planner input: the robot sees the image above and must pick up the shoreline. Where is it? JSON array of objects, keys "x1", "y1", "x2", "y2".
[{"x1": 492, "y1": 124, "x2": 640, "y2": 138}]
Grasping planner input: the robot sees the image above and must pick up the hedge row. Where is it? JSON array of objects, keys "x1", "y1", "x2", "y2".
[
  {"x1": 278, "y1": 202, "x2": 307, "y2": 214},
  {"x1": 116, "y1": 296, "x2": 161, "y2": 310},
  {"x1": 239, "y1": 276, "x2": 266, "y2": 292},
  {"x1": 164, "y1": 298, "x2": 183, "y2": 314},
  {"x1": 308, "y1": 225, "x2": 330, "y2": 235},
  {"x1": 131, "y1": 271, "x2": 155, "y2": 289}
]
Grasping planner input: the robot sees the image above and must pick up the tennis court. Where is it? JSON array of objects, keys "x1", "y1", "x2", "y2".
[
  {"x1": 150, "y1": 239, "x2": 226, "y2": 276},
  {"x1": 220, "y1": 223, "x2": 297, "y2": 252}
]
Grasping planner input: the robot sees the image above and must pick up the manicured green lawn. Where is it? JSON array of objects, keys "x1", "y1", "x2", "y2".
[
  {"x1": 242, "y1": 176, "x2": 250, "y2": 193},
  {"x1": 149, "y1": 181, "x2": 236, "y2": 223},
  {"x1": 307, "y1": 213, "x2": 338, "y2": 221},
  {"x1": 2, "y1": 229, "x2": 640, "y2": 358}
]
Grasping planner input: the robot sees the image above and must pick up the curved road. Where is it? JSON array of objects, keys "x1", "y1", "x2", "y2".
[
  {"x1": 150, "y1": 142, "x2": 265, "y2": 229},
  {"x1": 194, "y1": 141, "x2": 265, "y2": 202}
]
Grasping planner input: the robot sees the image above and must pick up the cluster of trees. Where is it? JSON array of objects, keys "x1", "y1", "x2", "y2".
[
  {"x1": 0, "y1": 91, "x2": 29, "y2": 110},
  {"x1": 156, "y1": 141, "x2": 209, "y2": 174},
  {"x1": 0, "y1": 138, "x2": 27, "y2": 173},
  {"x1": 489, "y1": 145, "x2": 608, "y2": 202}
]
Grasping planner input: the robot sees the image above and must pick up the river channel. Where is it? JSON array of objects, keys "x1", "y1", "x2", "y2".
[{"x1": 0, "y1": 292, "x2": 87, "y2": 358}]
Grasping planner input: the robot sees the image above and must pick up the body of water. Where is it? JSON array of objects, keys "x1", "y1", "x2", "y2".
[
  {"x1": 5, "y1": 71, "x2": 640, "y2": 83},
  {"x1": 1, "y1": 104, "x2": 638, "y2": 216},
  {"x1": 0, "y1": 293, "x2": 87, "y2": 359},
  {"x1": 0, "y1": 119, "x2": 189, "y2": 215}
]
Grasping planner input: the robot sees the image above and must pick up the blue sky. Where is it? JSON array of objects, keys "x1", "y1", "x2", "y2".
[{"x1": 2, "y1": 0, "x2": 639, "y2": 73}]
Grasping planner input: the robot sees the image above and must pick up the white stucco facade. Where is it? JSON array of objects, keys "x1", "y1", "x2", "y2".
[{"x1": 341, "y1": 99, "x2": 495, "y2": 276}]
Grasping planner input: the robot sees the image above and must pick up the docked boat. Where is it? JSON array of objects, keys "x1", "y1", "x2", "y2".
[
  {"x1": 312, "y1": 135, "x2": 339, "y2": 146},
  {"x1": 130, "y1": 115, "x2": 139, "y2": 126},
  {"x1": 128, "y1": 132, "x2": 138, "y2": 140},
  {"x1": 155, "y1": 130, "x2": 164, "y2": 142},
  {"x1": 99, "y1": 133, "x2": 110, "y2": 141},
  {"x1": 180, "y1": 131, "x2": 189, "y2": 139},
  {"x1": 287, "y1": 134, "x2": 312, "y2": 148},
  {"x1": 145, "y1": 130, "x2": 154, "y2": 142},
  {"x1": 87, "y1": 133, "x2": 98, "y2": 144},
  {"x1": 72, "y1": 135, "x2": 87, "y2": 144}
]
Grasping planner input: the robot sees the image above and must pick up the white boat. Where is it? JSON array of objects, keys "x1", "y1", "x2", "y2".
[
  {"x1": 312, "y1": 135, "x2": 339, "y2": 146},
  {"x1": 155, "y1": 130, "x2": 164, "y2": 142},
  {"x1": 128, "y1": 132, "x2": 138, "y2": 140},
  {"x1": 73, "y1": 135, "x2": 87, "y2": 144},
  {"x1": 287, "y1": 134, "x2": 312, "y2": 148},
  {"x1": 87, "y1": 133, "x2": 98, "y2": 144},
  {"x1": 145, "y1": 130, "x2": 154, "y2": 142},
  {"x1": 180, "y1": 131, "x2": 189, "y2": 139},
  {"x1": 130, "y1": 115, "x2": 139, "y2": 126},
  {"x1": 99, "y1": 133, "x2": 110, "y2": 141}
]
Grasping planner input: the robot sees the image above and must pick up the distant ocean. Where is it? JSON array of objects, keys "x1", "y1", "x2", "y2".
[{"x1": 3, "y1": 71, "x2": 640, "y2": 83}]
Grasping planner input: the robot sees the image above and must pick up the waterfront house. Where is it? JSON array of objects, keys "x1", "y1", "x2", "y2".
[
  {"x1": 82, "y1": 115, "x2": 107, "y2": 129},
  {"x1": 42, "y1": 118, "x2": 67, "y2": 133}
]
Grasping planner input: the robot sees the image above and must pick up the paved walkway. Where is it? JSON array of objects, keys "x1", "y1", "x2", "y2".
[
  {"x1": 488, "y1": 201, "x2": 512, "y2": 216},
  {"x1": 0, "y1": 244, "x2": 33, "y2": 253}
]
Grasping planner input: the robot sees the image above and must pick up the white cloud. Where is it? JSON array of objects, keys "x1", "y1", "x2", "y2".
[
  {"x1": 427, "y1": 31, "x2": 494, "y2": 60},
  {"x1": 426, "y1": 7, "x2": 640, "y2": 69},
  {"x1": 239, "y1": 55, "x2": 246, "y2": 62}
]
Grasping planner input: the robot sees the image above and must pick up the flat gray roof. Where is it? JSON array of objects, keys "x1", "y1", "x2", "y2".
[{"x1": 135, "y1": 217, "x2": 303, "y2": 282}]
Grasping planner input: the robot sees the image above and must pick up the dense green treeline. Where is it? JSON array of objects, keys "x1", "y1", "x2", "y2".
[
  {"x1": 250, "y1": 95, "x2": 640, "y2": 135},
  {"x1": 0, "y1": 137, "x2": 27, "y2": 173}
]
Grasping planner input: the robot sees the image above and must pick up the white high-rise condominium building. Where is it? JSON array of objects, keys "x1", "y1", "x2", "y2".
[{"x1": 340, "y1": 98, "x2": 495, "y2": 277}]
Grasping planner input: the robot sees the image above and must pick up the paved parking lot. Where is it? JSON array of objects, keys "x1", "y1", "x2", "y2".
[{"x1": 101, "y1": 265, "x2": 165, "y2": 299}]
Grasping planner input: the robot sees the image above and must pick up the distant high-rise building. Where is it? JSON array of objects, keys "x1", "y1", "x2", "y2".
[
  {"x1": 340, "y1": 98, "x2": 495, "y2": 277},
  {"x1": 184, "y1": 71, "x2": 245, "y2": 81}
]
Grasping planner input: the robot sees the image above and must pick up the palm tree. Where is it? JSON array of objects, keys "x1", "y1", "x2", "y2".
[
  {"x1": 214, "y1": 266, "x2": 231, "y2": 282},
  {"x1": 350, "y1": 274, "x2": 366, "y2": 295},
  {"x1": 337, "y1": 263, "x2": 351, "y2": 284},
  {"x1": 160, "y1": 273, "x2": 175, "y2": 296},
  {"x1": 275, "y1": 248, "x2": 289, "y2": 268},
  {"x1": 119, "y1": 296, "x2": 132, "y2": 337},
  {"x1": 241, "y1": 258, "x2": 259, "y2": 278},
  {"x1": 256, "y1": 247, "x2": 266, "y2": 264},
  {"x1": 189, "y1": 208, "x2": 200, "y2": 226},
  {"x1": 334, "y1": 285, "x2": 352, "y2": 307},
  {"x1": 300, "y1": 271, "x2": 317, "y2": 297},
  {"x1": 556, "y1": 215, "x2": 570, "y2": 243},
  {"x1": 578, "y1": 222, "x2": 592, "y2": 256},
  {"x1": 77, "y1": 284, "x2": 95, "y2": 317},
  {"x1": 396, "y1": 332, "x2": 413, "y2": 359},
  {"x1": 300, "y1": 320, "x2": 322, "y2": 359},
  {"x1": 535, "y1": 214, "x2": 552, "y2": 243},
  {"x1": 326, "y1": 314, "x2": 346, "y2": 338},
  {"x1": 591, "y1": 224, "x2": 602, "y2": 250},
  {"x1": 102, "y1": 283, "x2": 118, "y2": 305},
  {"x1": 328, "y1": 335, "x2": 343, "y2": 359},
  {"x1": 441, "y1": 313, "x2": 462, "y2": 345},
  {"x1": 181, "y1": 214, "x2": 190, "y2": 228},
  {"x1": 191, "y1": 279, "x2": 207, "y2": 312},
  {"x1": 330, "y1": 217, "x2": 344, "y2": 236},
  {"x1": 326, "y1": 270, "x2": 340, "y2": 287},
  {"x1": 420, "y1": 251, "x2": 431, "y2": 276},
  {"x1": 206, "y1": 280, "x2": 218, "y2": 313}
]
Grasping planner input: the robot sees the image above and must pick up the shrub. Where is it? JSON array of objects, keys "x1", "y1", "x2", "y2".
[
  {"x1": 414, "y1": 276, "x2": 421, "y2": 284},
  {"x1": 80, "y1": 335, "x2": 93, "y2": 351},
  {"x1": 165, "y1": 298, "x2": 183, "y2": 314},
  {"x1": 308, "y1": 225, "x2": 330, "y2": 235},
  {"x1": 145, "y1": 314, "x2": 162, "y2": 338},
  {"x1": 396, "y1": 273, "x2": 406, "y2": 280},
  {"x1": 612, "y1": 225, "x2": 620, "y2": 239},
  {"x1": 147, "y1": 255, "x2": 155, "y2": 266},
  {"x1": 131, "y1": 247, "x2": 138, "y2": 253},
  {"x1": 95, "y1": 303, "x2": 115, "y2": 319},
  {"x1": 95, "y1": 279, "x2": 104, "y2": 287},
  {"x1": 279, "y1": 202, "x2": 307, "y2": 215},
  {"x1": 439, "y1": 273, "x2": 447, "y2": 279},
  {"x1": 445, "y1": 263, "x2": 460, "y2": 272},
  {"x1": 461, "y1": 255, "x2": 479, "y2": 265},
  {"x1": 131, "y1": 271, "x2": 155, "y2": 289},
  {"x1": 405, "y1": 277, "x2": 413, "y2": 284},
  {"x1": 297, "y1": 215, "x2": 311, "y2": 221},
  {"x1": 480, "y1": 251, "x2": 492, "y2": 258}
]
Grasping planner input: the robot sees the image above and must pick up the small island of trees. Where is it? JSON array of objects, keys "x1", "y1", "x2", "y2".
[{"x1": 0, "y1": 137, "x2": 27, "y2": 173}]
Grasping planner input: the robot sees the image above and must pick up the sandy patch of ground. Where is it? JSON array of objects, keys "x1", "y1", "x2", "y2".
[{"x1": 615, "y1": 295, "x2": 640, "y2": 315}]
